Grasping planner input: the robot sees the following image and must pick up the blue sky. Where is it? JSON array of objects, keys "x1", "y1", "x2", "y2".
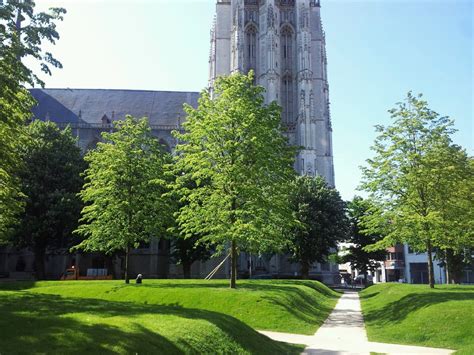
[{"x1": 33, "y1": 0, "x2": 473, "y2": 200}]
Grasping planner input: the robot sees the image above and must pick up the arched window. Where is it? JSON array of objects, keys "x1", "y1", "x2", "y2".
[
  {"x1": 281, "y1": 76, "x2": 294, "y2": 124},
  {"x1": 281, "y1": 26, "x2": 293, "y2": 70},
  {"x1": 245, "y1": 25, "x2": 257, "y2": 74}
]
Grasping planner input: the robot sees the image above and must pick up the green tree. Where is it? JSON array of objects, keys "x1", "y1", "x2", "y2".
[
  {"x1": 342, "y1": 196, "x2": 385, "y2": 284},
  {"x1": 0, "y1": 0, "x2": 65, "y2": 239},
  {"x1": 287, "y1": 175, "x2": 349, "y2": 279},
  {"x1": 13, "y1": 120, "x2": 84, "y2": 279},
  {"x1": 361, "y1": 92, "x2": 472, "y2": 288},
  {"x1": 170, "y1": 236, "x2": 213, "y2": 279},
  {"x1": 167, "y1": 172, "x2": 214, "y2": 279},
  {"x1": 173, "y1": 72, "x2": 296, "y2": 288},
  {"x1": 75, "y1": 116, "x2": 171, "y2": 283},
  {"x1": 435, "y1": 155, "x2": 473, "y2": 283}
]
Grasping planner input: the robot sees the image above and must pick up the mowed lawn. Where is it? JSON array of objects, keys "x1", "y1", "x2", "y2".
[
  {"x1": 0, "y1": 279, "x2": 339, "y2": 354},
  {"x1": 360, "y1": 283, "x2": 474, "y2": 354}
]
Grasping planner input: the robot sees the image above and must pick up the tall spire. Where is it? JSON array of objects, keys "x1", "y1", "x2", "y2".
[{"x1": 210, "y1": 0, "x2": 334, "y2": 185}]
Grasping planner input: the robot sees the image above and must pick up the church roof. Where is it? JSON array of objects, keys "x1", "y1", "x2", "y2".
[{"x1": 29, "y1": 88, "x2": 200, "y2": 126}]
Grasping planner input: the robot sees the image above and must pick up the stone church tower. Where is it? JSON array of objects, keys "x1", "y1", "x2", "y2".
[{"x1": 209, "y1": 0, "x2": 334, "y2": 186}]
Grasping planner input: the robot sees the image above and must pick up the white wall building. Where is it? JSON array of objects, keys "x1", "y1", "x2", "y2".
[{"x1": 403, "y1": 244, "x2": 446, "y2": 284}]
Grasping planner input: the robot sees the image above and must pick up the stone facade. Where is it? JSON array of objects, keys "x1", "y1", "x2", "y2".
[
  {"x1": 209, "y1": 0, "x2": 339, "y2": 283},
  {"x1": 210, "y1": 0, "x2": 334, "y2": 184},
  {"x1": 0, "y1": 0, "x2": 340, "y2": 284}
]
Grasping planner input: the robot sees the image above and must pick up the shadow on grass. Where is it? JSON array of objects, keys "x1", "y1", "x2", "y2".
[
  {"x1": 363, "y1": 291, "x2": 474, "y2": 325},
  {"x1": 0, "y1": 291, "x2": 301, "y2": 354},
  {"x1": 114, "y1": 279, "x2": 337, "y2": 294},
  {"x1": 261, "y1": 287, "x2": 337, "y2": 326},
  {"x1": 0, "y1": 280, "x2": 37, "y2": 291},
  {"x1": 128, "y1": 280, "x2": 339, "y2": 330},
  {"x1": 360, "y1": 291, "x2": 380, "y2": 299}
]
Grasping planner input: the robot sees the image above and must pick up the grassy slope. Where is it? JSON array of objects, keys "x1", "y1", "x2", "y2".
[
  {"x1": 0, "y1": 279, "x2": 339, "y2": 354},
  {"x1": 360, "y1": 283, "x2": 474, "y2": 354}
]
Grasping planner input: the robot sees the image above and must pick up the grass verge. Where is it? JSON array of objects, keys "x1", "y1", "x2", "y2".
[
  {"x1": 0, "y1": 279, "x2": 339, "y2": 353},
  {"x1": 360, "y1": 283, "x2": 474, "y2": 354}
]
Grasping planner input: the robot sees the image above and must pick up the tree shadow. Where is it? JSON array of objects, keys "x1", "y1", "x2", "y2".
[
  {"x1": 0, "y1": 280, "x2": 37, "y2": 291},
  {"x1": 130, "y1": 279, "x2": 338, "y2": 296},
  {"x1": 129, "y1": 280, "x2": 339, "y2": 332},
  {"x1": 0, "y1": 291, "x2": 302, "y2": 354},
  {"x1": 362, "y1": 291, "x2": 474, "y2": 325},
  {"x1": 261, "y1": 287, "x2": 337, "y2": 330},
  {"x1": 0, "y1": 295, "x2": 181, "y2": 354}
]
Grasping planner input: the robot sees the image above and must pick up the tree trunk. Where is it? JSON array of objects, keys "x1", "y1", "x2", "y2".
[
  {"x1": 426, "y1": 240, "x2": 435, "y2": 288},
  {"x1": 248, "y1": 254, "x2": 252, "y2": 279},
  {"x1": 183, "y1": 262, "x2": 191, "y2": 279},
  {"x1": 300, "y1": 261, "x2": 309, "y2": 279},
  {"x1": 105, "y1": 254, "x2": 115, "y2": 279},
  {"x1": 125, "y1": 246, "x2": 130, "y2": 284},
  {"x1": 34, "y1": 248, "x2": 46, "y2": 280},
  {"x1": 446, "y1": 249, "x2": 463, "y2": 284},
  {"x1": 230, "y1": 240, "x2": 237, "y2": 289},
  {"x1": 445, "y1": 261, "x2": 451, "y2": 284}
]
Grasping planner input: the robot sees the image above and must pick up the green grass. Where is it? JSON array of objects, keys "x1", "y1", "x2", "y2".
[
  {"x1": 360, "y1": 283, "x2": 474, "y2": 354},
  {"x1": 0, "y1": 279, "x2": 339, "y2": 354}
]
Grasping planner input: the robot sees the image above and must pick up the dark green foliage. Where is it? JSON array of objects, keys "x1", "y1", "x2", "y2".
[
  {"x1": 342, "y1": 196, "x2": 385, "y2": 283},
  {"x1": 170, "y1": 236, "x2": 213, "y2": 279},
  {"x1": 173, "y1": 72, "x2": 296, "y2": 288},
  {"x1": 287, "y1": 175, "x2": 349, "y2": 278},
  {"x1": 13, "y1": 120, "x2": 84, "y2": 279},
  {"x1": 0, "y1": 0, "x2": 65, "y2": 239},
  {"x1": 167, "y1": 169, "x2": 214, "y2": 279},
  {"x1": 75, "y1": 116, "x2": 172, "y2": 283},
  {"x1": 437, "y1": 248, "x2": 472, "y2": 284}
]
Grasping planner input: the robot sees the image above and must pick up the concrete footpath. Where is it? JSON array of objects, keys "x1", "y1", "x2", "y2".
[{"x1": 259, "y1": 291, "x2": 454, "y2": 355}]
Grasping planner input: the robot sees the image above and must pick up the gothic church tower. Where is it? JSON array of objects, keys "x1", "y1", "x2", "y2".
[{"x1": 209, "y1": 0, "x2": 335, "y2": 186}]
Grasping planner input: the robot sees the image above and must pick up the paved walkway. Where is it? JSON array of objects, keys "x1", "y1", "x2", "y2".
[{"x1": 259, "y1": 291, "x2": 454, "y2": 355}]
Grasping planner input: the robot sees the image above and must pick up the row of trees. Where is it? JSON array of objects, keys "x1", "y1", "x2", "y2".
[
  {"x1": 73, "y1": 73, "x2": 349, "y2": 287},
  {"x1": 1, "y1": 1, "x2": 346, "y2": 288},
  {"x1": 2, "y1": 2, "x2": 470, "y2": 289},
  {"x1": 2, "y1": 70, "x2": 350, "y2": 286},
  {"x1": 11, "y1": 90, "x2": 471, "y2": 289}
]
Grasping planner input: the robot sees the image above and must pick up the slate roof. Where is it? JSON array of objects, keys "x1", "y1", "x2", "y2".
[{"x1": 29, "y1": 88, "x2": 200, "y2": 126}]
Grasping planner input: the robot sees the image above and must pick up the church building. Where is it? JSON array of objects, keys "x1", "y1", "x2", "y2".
[
  {"x1": 0, "y1": 0, "x2": 339, "y2": 284},
  {"x1": 210, "y1": 0, "x2": 334, "y2": 185}
]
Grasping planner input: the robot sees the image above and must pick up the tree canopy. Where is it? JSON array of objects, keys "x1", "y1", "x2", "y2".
[
  {"x1": 173, "y1": 72, "x2": 296, "y2": 288},
  {"x1": 0, "y1": 0, "x2": 65, "y2": 239},
  {"x1": 341, "y1": 196, "x2": 385, "y2": 283},
  {"x1": 75, "y1": 116, "x2": 171, "y2": 283},
  {"x1": 13, "y1": 120, "x2": 84, "y2": 279},
  {"x1": 287, "y1": 175, "x2": 349, "y2": 279},
  {"x1": 361, "y1": 92, "x2": 473, "y2": 287}
]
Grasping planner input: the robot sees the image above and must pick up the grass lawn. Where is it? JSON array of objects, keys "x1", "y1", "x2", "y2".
[
  {"x1": 360, "y1": 283, "x2": 474, "y2": 354},
  {"x1": 0, "y1": 279, "x2": 339, "y2": 354}
]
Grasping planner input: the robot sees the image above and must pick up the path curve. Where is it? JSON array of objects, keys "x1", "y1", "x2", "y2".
[{"x1": 259, "y1": 290, "x2": 454, "y2": 355}]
